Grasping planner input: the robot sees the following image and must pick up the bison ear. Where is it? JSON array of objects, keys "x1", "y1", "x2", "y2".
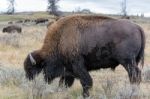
[{"x1": 29, "y1": 53, "x2": 36, "y2": 65}]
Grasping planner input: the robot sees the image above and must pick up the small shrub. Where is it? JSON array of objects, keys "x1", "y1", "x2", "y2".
[
  {"x1": 101, "y1": 79, "x2": 115, "y2": 99},
  {"x1": 0, "y1": 65, "x2": 59, "y2": 99},
  {"x1": 0, "y1": 34, "x2": 23, "y2": 48},
  {"x1": 0, "y1": 66, "x2": 25, "y2": 86},
  {"x1": 115, "y1": 83, "x2": 141, "y2": 99},
  {"x1": 143, "y1": 67, "x2": 150, "y2": 82}
]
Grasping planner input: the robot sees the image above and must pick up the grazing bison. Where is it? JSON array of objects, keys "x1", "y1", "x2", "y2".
[
  {"x1": 24, "y1": 15, "x2": 145, "y2": 97},
  {"x1": 121, "y1": 16, "x2": 130, "y2": 19},
  {"x1": 24, "y1": 19, "x2": 30, "y2": 23},
  {"x1": 15, "y1": 20, "x2": 23, "y2": 23},
  {"x1": 35, "y1": 18, "x2": 48, "y2": 24},
  {"x1": 8, "y1": 21, "x2": 13, "y2": 24},
  {"x1": 3, "y1": 25, "x2": 22, "y2": 33}
]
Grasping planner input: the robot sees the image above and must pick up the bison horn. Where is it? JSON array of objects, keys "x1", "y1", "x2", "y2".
[{"x1": 29, "y1": 53, "x2": 36, "y2": 65}]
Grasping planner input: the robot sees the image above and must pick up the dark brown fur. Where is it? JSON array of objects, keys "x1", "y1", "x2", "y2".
[{"x1": 24, "y1": 15, "x2": 145, "y2": 97}]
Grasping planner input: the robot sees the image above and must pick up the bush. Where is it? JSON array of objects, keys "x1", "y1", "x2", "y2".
[
  {"x1": 0, "y1": 65, "x2": 59, "y2": 99},
  {"x1": 115, "y1": 83, "x2": 141, "y2": 99},
  {"x1": 102, "y1": 79, "x2": 115, "y2": 99},
  {"x1": 0, "y1": 34, "x2": 23, "y2": 48},
  {"x1": 143, "y1": 67, "x2": 150, "y2": 82},
  {"x1": 0, "y1": 66, "x2": 25, "y2": 86}
]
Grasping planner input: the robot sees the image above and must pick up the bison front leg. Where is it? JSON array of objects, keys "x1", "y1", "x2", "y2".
[
  {"x1": 59, "y1": 75, "x2": 75, "y2": 88},
  {"x1": 72, "y1": 57, "x2": 93, "y2": 98}
]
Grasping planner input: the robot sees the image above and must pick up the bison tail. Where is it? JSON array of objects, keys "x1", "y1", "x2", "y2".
[{"x1": 136, "y1": 27, "x2": 145, "y2": 68}]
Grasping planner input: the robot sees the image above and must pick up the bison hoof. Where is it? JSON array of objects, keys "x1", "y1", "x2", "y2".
[
  {"x1": 130, "y1": 77, "x2": 141, "y2": 85},
  {"x1": 83, "y1": 91, "x2": 89, "y2": 98}
]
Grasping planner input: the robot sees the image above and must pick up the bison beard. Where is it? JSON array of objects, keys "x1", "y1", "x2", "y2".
[{"x1": 24, "y1": 15, "x2": 145, "y2": 98}]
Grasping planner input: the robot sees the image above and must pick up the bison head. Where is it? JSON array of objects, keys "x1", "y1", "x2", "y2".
[
  {"x1": 24, "y1": 51, "x2": 65, "y2": 83},
  {"x1": 24, "y1": 51, "x2": 45, "y2": 80}
]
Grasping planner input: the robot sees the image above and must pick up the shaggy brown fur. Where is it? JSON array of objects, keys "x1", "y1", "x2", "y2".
[{"x1": 39, "y1": 15, "x2": 116, "y2": 58}]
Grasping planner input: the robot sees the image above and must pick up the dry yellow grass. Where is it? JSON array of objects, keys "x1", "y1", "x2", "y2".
[
  {"x1": 0, "y1": 14, "x2": 150, "y2": 99},
  {"x1": 0, "y1": 25, "x2": 46, "y2": 67}
]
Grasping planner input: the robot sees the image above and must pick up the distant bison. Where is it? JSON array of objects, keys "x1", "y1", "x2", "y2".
[
  {"x1": 8, "y1": 21, "x2": 13, "y2": 24},
  {"x1": 121, "y1": 16, "x2": 130, "y2": 19},
  {"x1": 35, "y1": 18, "x2": 48, "y2": 24},
  {"x1": 24, "y1": 15, "x2": 145, "y2": 97},
  {"x1": 24, "y1": 19, "x2": 30, "y2": 23},
  {"x1": 3, "y1": 25, "x2": 22, "y2": 33},
  {"x1": 15, "y1": 20, "x2": 23, "y2": 23}
]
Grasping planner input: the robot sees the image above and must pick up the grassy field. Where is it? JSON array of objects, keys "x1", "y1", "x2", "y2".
[
  {"x1": 0, "y1": 12, "x2": 55, "y2": 22},
  {"x1": 0, "y1": 12, "x2": 150, "y2": 99}
]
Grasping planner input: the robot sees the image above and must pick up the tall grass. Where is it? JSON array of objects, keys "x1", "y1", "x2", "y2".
[
  {"x1": 143, "y1": 66, "x2": 150, "y2": 82},
  {"x1": 0, "y1": 33, "x2": 23, "y2": 48},
  {"x1": 0, "y1": 65, "x2": 149, "y2": 99}
]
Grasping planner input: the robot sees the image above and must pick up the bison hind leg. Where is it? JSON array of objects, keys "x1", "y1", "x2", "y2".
[
  {"x1": 121, "y1": 59, "x2": 141, "y2": 84},
  {"x1": 59, "y1": 75, "x2": 75, "y2": 88}
]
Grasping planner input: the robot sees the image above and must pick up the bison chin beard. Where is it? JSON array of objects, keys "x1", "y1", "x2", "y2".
[
  {"x1": 43, "y1": 60, "x2": 65, "y2": 84},
  {"x1": 25, "y1": 67, "x2": 43, "y2": 80}
]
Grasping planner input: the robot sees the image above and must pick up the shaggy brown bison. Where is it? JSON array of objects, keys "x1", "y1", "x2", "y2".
[
  {"x1": 24, "y1": 15, "x2": 145, "y2": 97},
  {"x1": 35, "y1": 18, "x2": 48, "y2": 24},
  {"x1": 3, "y1": 25, "x2": 22, "y2": 33}
]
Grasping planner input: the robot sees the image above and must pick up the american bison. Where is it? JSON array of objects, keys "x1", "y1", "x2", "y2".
[
  {"x1": 121, "y1": 16, "x2": 130, "y2": 19},
  {"x1": 8, "y1": 21, "x2": 13, "y2": 24},
  {"x1": 24, "y1": 19, "x2": 30, "y2": 23},
  {"x1": 3, "y1": 25, "x2": 22, "y2": 33},
  {"x1": 24, "y1": 15, "x2": 145, "y2": 97},
  {"x1": 35, "y1": 18, "x2": 48, "y2": 24},
  {"x1": 15, "y1": 20, "x2": 23, "y2": 23}
]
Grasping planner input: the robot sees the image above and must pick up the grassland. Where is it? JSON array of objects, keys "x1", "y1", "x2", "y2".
[
  {"x1": 0, "y1": 12, "x2": 150, "y2": 99},
  {"x1": 0, "y1": 12, "x2": 55, "y2": 22}
]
